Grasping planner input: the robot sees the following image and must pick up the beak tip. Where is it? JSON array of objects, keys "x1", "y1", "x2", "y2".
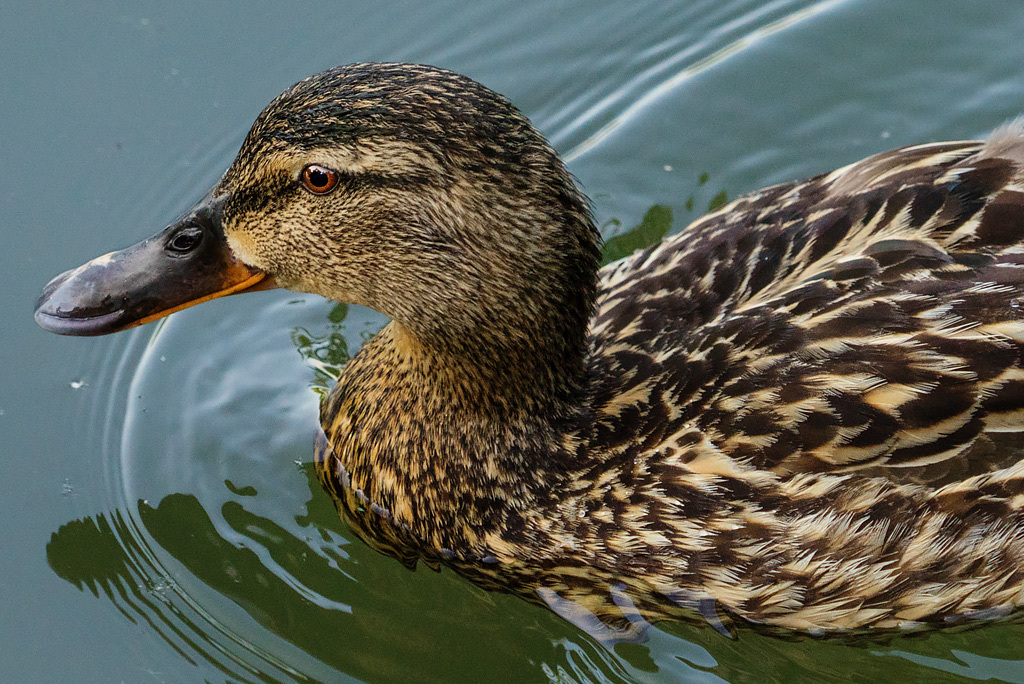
[
  {"x1": 32, "y1": 306, "x2": 61, "y2": 334},
  {"x1": 34, "y1": 306, "x2": 128, "y2": 336},
  {"x1": 34, "y1": 275, "x2": 128, "y2": 336}
]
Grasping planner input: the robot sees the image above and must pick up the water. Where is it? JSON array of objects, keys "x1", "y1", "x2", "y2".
[{"x1": 5, "y1": 0, "x2": 1024, "y2": 681}]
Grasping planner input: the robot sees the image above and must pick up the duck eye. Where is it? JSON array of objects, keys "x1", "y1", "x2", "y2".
[{"x1": 301, "y1": 164, "x2": 340, "y2": 194}]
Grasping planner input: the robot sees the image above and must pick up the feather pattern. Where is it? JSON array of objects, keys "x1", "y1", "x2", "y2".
[
  {"x1": 318, "y1": 121, "x2": 1024, "y2": 633},
  {"x1": 42, "y1": 63, "x2": 1024, "y2": 634},
  {"x1": 287, "y1": 73, "x2": 1024, "y2": 632},
  {"x1": 591, "y1": 133, "x2": 1024, "y2": 481}
]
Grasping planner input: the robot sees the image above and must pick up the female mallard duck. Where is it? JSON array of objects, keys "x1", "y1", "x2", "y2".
[{"x1": 35, "y1": 63, "x2": 1024, "y2": 633}]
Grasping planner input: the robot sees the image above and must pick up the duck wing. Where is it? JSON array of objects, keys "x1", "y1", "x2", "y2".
[{"x1": 589, "y1": 124, "x2": 1024, "y2": 485}]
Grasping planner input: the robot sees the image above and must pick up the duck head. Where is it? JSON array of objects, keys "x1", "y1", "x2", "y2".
[{"x1": 36, "y1": 63, "x2": 600, "y2": 375}]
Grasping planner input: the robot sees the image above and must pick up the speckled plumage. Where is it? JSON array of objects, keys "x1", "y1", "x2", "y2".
[
  {"x1": 297, "y1": 69, "x2": 1024, "y2": 633},
  {"x1": 38, "y1": 62, "x2": 1024, "y2": 634},
  {"x1": 313, "y1": 106, "x2": 1024, "y2": 631}
]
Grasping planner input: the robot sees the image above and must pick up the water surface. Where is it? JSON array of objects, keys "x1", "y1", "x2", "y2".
[{"x1": 5, "y1": 1, "x2": 1024, "y2": 681}]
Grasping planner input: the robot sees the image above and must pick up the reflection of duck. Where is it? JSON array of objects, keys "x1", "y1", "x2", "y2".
[{"x1": 34, "y1": 63, "x2": 1024, "y2": 632}]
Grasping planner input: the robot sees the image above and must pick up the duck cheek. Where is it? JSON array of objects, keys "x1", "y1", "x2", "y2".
[{"x1": 224, "y1": 226, "x2": 268, "y2": 271}]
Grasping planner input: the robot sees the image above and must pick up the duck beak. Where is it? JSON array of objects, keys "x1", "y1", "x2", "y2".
[{"x1": 34, "y1": 192, "x2": 275, "y2": 336}]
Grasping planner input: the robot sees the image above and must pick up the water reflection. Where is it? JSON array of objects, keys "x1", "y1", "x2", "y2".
[
  {"x1": 51, "y1": 477, "x2": 1024, "y2": 684},
  {"x1": 47, "y1": 468, "x2": 657, "y2": 683},
  {"x1": 291, "y1": 303, "x2": 354, "y2": 401},
  {"x1": 48, "y1": 466, "x2": 341, "y2": 683},
  {"x1": 600, "y1": 175, "x2": 727, "y2": 266}
]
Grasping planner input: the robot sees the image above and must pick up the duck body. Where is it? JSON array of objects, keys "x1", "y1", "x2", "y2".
[{"x1": 34, "y1": 63, "x2": 1024, "y2": 633}]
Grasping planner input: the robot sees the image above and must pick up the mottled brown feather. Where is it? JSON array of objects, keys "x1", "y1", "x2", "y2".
[
  {"x1": 592, "y1": 137, "x2": 1024, "y2": 482},
  {"x1": 174, "y1": 66, "x2": 1024, "y2": 633}
]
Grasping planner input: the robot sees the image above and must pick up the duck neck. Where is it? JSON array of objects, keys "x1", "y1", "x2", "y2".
[
  {"x1": 322, "y1": 322, "x2": 583, "y2": 551},
  {"x1": 322, "y1": 216, "x2": 600, "y2": 551},
  {"x1": 392, "y1": 255, "x2": 598, "y2": 407}
]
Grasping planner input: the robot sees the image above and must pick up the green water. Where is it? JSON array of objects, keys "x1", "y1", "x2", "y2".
[{"x1": 6, "y1": 1, "x2": 1024, "y2": 681}]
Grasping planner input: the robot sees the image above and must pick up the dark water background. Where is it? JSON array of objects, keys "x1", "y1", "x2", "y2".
[{"x1": 5, "y1": 1, "x2": 1024, "y2": 681}]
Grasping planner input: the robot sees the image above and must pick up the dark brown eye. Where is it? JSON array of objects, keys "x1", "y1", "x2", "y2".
[{"x1": 301, "y1": 164, "x2": 340, "y2": 194}]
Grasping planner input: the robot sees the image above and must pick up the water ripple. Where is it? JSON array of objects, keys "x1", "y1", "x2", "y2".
[{"x1": 558, "y1": 0, "x2": 848, "y2": 161}]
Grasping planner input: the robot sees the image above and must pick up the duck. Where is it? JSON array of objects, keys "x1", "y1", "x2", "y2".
[{"x1": 34, "y1": 62, "x2": 1024, "y2": 634}]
